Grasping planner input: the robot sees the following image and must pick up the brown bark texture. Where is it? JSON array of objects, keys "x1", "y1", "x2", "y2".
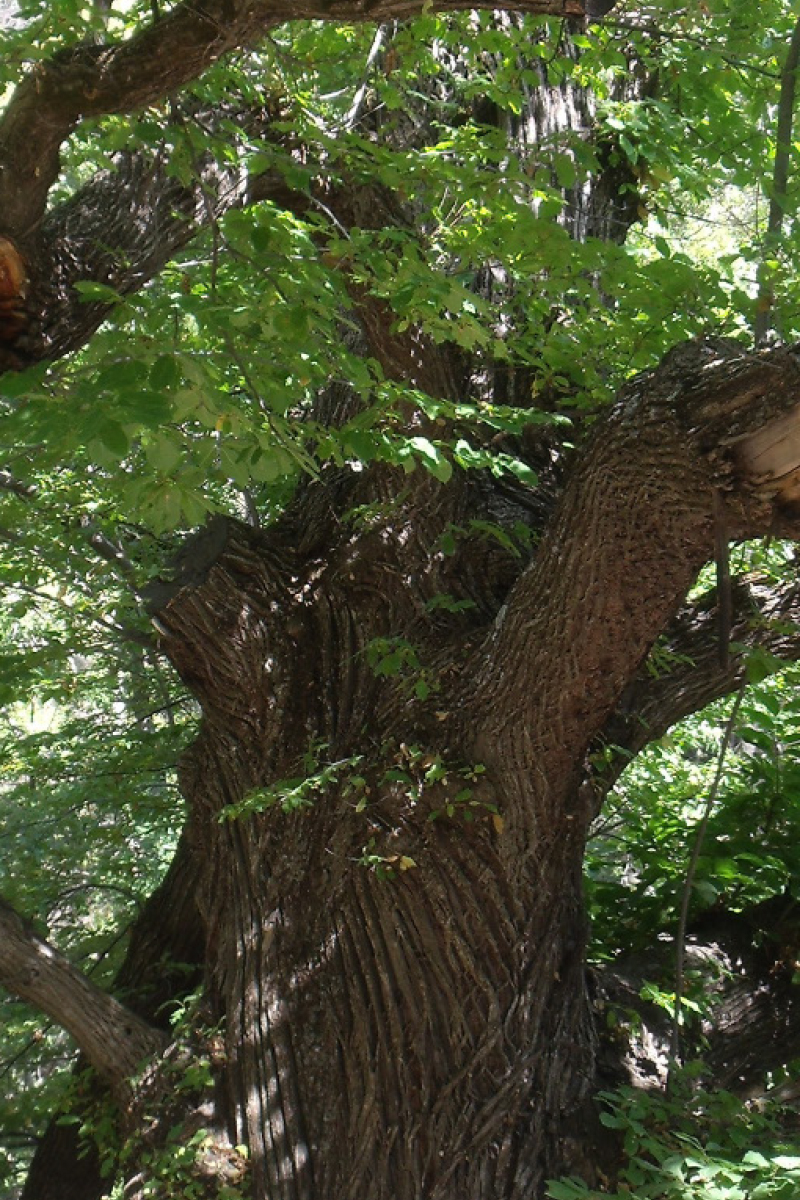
[
  {"x1": 0, "y1": 0, "x2": 582, "y2": 239},
  {"x1": 2, "y1": 3, "x2": 800, "y2": 1200},
  {"x1": 136, "y1": 343, "x2": 800, "y2": 1200},
  {"x1": 0, "y1": 897, "x2": 164, "y2": 1098}
]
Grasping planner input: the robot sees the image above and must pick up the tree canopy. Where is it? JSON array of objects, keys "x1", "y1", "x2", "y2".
[{"x1": 3, "y1": 0, "x2": 800, "y2": 1198}]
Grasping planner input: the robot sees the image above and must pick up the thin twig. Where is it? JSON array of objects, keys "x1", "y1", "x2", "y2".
[
  {"x1": 605, "y1": 20, "x2": 780, "y2": 80},
  {"x1": 668, "y1": 683, "x2": 746, "y2": 1084},
  {"x1": 754, "y1": 15, "x2": 800, "y2": 346},
  {"x1": 345, "y1": 24, "x2": 389, "y2": 130},
  {"x1": 0, "y1": 580, "x2": 155, "y2": 648}
]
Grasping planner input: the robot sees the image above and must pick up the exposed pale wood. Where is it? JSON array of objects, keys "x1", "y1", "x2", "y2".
[{"x1": 734, "y1": 401, "x2": 800, "y2": 503}]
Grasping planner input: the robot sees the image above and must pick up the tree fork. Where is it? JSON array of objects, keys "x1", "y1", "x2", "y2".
[{"x1": 124, "y1": 341, "x2": 800, "y2": 1198}]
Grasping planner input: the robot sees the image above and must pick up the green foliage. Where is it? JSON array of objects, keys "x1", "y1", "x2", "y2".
[
  {"x1": 0, "y1": 465, "x2": 193, "y2": 1186},
  {"x1": 548, "y1": 1073, "x2": 800, "y2": 1199},
  {"x1": 587, "y1": 658, "x2": 800, "y2": 960},
  {"x1": 219, "y1": 743, "x2": 365, "y2": 819},
  {"x1": 365, "y1": 635, "x2": 440, "y2": 699},
  {"x1": 7, "y1": 5, "x2": 798, "y2": 534},
  {"x1": 57, "y1": 997, "x2": 248, "y2": 1200},
  {"x1": 357, "y1": 838, "x2": 418, "y2": 880},
  {"x1": 4, "y1": 0, "x2": 800, "y2": 1193},
  {"x1": 219, "y1": 737, "x2": 495, "y2": 833}
]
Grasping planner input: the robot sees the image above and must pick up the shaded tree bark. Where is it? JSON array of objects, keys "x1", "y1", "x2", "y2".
[
  {"x1": 4, "y1": 4, "x2": 800, "y2": 1200},
  {"x1": 18, "y1": 835, "x2": 206, "y2": 1200},
  {"x1": 128, "y1": 342, "x2": 800, "y2": 1200},
  {"x1": 598, "y1": 896, "x2": 800, "y2": 1100}
]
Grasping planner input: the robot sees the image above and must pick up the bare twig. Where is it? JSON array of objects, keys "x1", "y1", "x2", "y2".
[
  {"x1": 754, "y1": 16, "x2": 800, "y2": 346},
  {"x1": 345, "y1": 24, "x2": 389, "y2": 130},
  {"x1": 668, "y1": 684, "x2": 746, "y2": 1082}
]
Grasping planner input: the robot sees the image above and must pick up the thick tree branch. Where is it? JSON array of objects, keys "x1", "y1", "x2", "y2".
[
  {"x1": 0, "y1": 15, "x2": 639, "y2": 367},
  {"x1": 599, "y1": 898, "x2": 800, "y2": 1098},
  {"x1": 594, "y1": 573, "x2": 800, "y2": 793},
  {"x1": 0, "y1": 895, "x2": 165, "y2": 1098},
  {"x1": 465, "y1": 343, "x2": 800, "y2": 826},
  {"x1": 26, "y1": 137, "x2": 299, "y2": 362},
  {"x1": 0, "y1": 0, "x2": 582, "y2": 240},
  {"x1": 19, "y1": 832, "x2": 206, "y2": 1200}
]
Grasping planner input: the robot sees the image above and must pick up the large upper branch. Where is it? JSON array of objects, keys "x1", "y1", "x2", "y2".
[
  {"x1": 0, "y1": 0, "x2": 583, "y2": 240},
  {"x1": 0, "y1": 894, "x2": 165, "y2": 1098},
  {"x1": 0, "y1": 5, "x2": 631, "y2": 368},
  {"x1": 26, "y1": 136, "x2": 301, "y2": 362},
  {"x1": 465, "y1": 342, "x2": 800, "y2": 818}
]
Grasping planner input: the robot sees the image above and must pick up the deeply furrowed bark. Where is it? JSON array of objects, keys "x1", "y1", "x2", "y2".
[
  {"x1": 15, "y1": 343, "x2": 800, "y2": 1200},
  {"x1": 128, "y1": 343, "x2": 800, "y2": 1199},
  {"x1": 144, "y1": 513, "x2": 595, "y2": 1198},
  {"x1": 8, "y1": 6, "x2": 800, "y2": 1199},
  {"x1": 13, "y1": 334, "x2": 800, "y2": 1200}
]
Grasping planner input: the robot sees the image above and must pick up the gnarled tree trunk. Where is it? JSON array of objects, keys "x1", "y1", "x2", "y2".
[
  {"x1": 126, "y1": 343, "x2": 800, "y2": 1200},
  {"x1": 5, "y1": 3, "x2": 800, "y2": 1198}
]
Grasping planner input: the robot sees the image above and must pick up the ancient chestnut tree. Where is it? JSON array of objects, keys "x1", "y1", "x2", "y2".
[{"x1": 2, "y1": 1, "x2": 800, "y2": 1198}]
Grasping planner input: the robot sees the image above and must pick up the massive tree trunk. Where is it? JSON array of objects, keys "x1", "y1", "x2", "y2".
[
  {"x1": 17, "y1": 333, "x2": 800, "y2": 1196},
  {"x1": 145, "y1": 516, "x2": 594, "y2": 1200},
  {"x1": 128, "y1": 342, "x2": 800, "y2": 1200},
  {"x1": 5, "y1": 2, "x2": 800, "y2": 1198}
]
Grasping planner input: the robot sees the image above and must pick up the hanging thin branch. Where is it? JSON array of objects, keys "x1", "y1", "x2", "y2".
[
  {"x1": 754, "y1": 16, "x2": 800, "y2": 346},
  {"x1": 668, "y1": 684, "x2": 746, "y2": 1082}
]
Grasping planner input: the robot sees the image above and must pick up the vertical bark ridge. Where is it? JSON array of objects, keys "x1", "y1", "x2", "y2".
[
  {"x1": 147, "y1": 443, "x2": 609, "y2": 1199},
  {"x1": 226, "y1": 824, "x2": 317, "y2": 1200},
  {"x1": 466, "y1": 396, "x2": 718, "y2": 855},
  {"x1": 201, "y1": 807, "x2": 588, "y2": 1200}
]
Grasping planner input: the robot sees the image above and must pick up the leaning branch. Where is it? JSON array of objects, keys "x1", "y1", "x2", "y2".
[
  {"x1": 594, "y1": 572, "x2": 800, "y2": 794},
  {"x1": 27, "y1": 133, "x2": 301, "y2": 362},
  {"x1": 0, "y1": 895, "x2": 165, "y2": 1099},
  {"x1": 754, "y1": 15, "x2": 800, "y2": 345},
  {"x1": 466, "y1": 343, "x2": 800, "y2": 813}
]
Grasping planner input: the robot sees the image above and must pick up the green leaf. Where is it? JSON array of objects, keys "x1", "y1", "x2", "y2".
[
  {"x1": 122, "y1": 390, "x2": 173, "y2": 427},
  {"x1": 144, "y1": 433, "x2": 183, "y2": 473},
  {"x1": 546, "y1": 1180, "x2": 590, "y2": 1199},
  {"x1": 408, "y1": 436, "x2": 452, "y2": 482},
  {"x1": 73, "y1": 281, "x2": 125, "y2": 304},
  {"x1": 150, "y1": 354, "x2": 181, "y2": 391},
  {"x1": 94, "y1": 420, "x2": 129, "y2": 456},
  {"x1": 553, "y1": 154, "x2": 576, "y2": 189},
  {"x1": 745, "y1": 646, "x2": 783, "y2": 684},
  {"x1": 96, "y1": 360, "x2": 149, "y2": 391}
]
